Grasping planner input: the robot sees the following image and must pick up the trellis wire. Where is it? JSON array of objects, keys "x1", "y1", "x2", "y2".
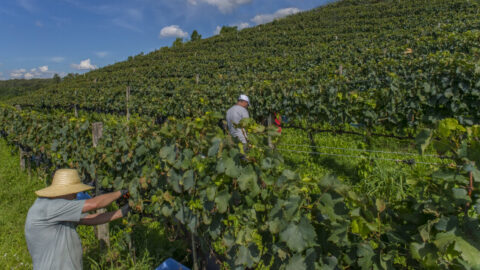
[
  {"x1": 276, "y1": 148, "x2": 446, "y2": 166},
  {"x1": 278, "y1": 143, "x2": 449, "y2": 158}
]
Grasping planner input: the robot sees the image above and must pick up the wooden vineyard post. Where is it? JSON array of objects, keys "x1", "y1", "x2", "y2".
[
  {"x1": 15, "y1": 105, "x2": 26, "y2": 171},
  {"x1": 468, "y1": 171, "x2": 474, "y2": 197},
  {"x1": 26, "y1": 151, "x2": 31, "y2": 180},
  {"x1": 267, "y1": 114, "x2": 273, "y2": 149},
  {"x1": 126, "y1": 86, "x2": 131, "y2": 122},
  {"x1": 92, "y1": 122, "x2": 110, "y2": 247},
  {"x1": 74, "y1": 90, "x2": 78, "y2": 117},
  {"x1": 19, "y1": 148, "x2": 26, "y2": 171},
  {"x1": 465, "y1": 164, "x2": 475, "y2": 215},
  {"x1": 196, "y1": 74, "x2": 199, "y2": 85},
  {"x1": 308, "y1": 130, "x2": 319, "y2": 161},
  {"x1": 191, "y1": 232, "x2": 199, "y2": 270}
]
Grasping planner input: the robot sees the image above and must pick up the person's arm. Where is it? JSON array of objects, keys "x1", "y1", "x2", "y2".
[
  {"x1": 82, "y1": 190, "x2": 124, "y2": 213},
  {"x1": 79, "y1": 205, "x2": 129, "y2": 225},
  {"x1": 245, "y1": 109, "x2": 249, "y2": 119},
  {"x1": 239, "y1": 108, "x2": 249, "y2": 142}
]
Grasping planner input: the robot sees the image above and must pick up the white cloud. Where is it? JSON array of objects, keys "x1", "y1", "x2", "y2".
[
  {"x1": 95, "y1": 51, "x2": 108, "y2": 58},
  {"x1": 51, "y1": 56, "x2": 65, "y2": 63},
  {"x1": 214, "y1": 25, "x2": 222, "y2": 35},
  {"x1": 9, "y1": 65, "x2": 52, "y2": 79},
  {"x1": 236, "y1": 22, "x2": 250, "y2": 30},
  {"x1": 188, "y1": 0, "x2": 251, "y2": 13},
  {"x1": 213, "y1": 22, "x2": 249, "y2": 35},
  {"x1": 251, "y1": 7, "x2": 301, "y2": 25},
  {"x1": 10, "y1": 69, "x2": 27, "y2": 78},
  {"x1": 159, "y1": 25, "x2": 188, "y2": 38},
  {"x1": 71, "y1": 59, "x2": 97, "y2": 70}
]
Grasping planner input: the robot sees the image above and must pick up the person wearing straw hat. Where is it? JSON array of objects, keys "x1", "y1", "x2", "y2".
[
  {"x1": 25, "y1": 169, "x2": 130, "y2": 270},
  {"x1": 226, "y1": 94, "x2": 250, "y2": 145}
]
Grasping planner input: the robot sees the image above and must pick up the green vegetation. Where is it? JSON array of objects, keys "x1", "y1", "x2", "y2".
[
  {"x1": 78, "y1": 218, "x2": 189, "y2": 269},
  {"x1": 2, "y1": 0, "x2": 480, "y2": 268},
  {"x1": 0, "y1": 139, "x2": 41, "y2": 269},
  {"x1": 2, "y1": 104, "x2": 480, "y2": 269},
  {"x1": 8, "y1": 0, "x2": 480, "y2": 133},
  {"x1": 279, "y1": 128, "x2": 444, "y2": 202},
  {"x1": 0, "y1": 78, "x2": 55, "y2": 101},
  {"x1": 0, "y1": 138, "x2": 189, "y2": 270}
]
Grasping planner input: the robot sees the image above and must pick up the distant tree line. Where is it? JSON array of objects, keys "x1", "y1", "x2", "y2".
[{"x1": 0, "y1": 77, "x2": 57, "y2": 101}]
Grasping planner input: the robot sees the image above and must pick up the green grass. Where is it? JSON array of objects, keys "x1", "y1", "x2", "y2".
[
  {"x1": 0, "y1": 139, "x2": 189, "y2": 270},
  {"x1": 279, "y1": 128, "x2": 446, "y2": 202},
  {"x1": 0, "y1": 140, "x2": 44, "y2": 269},
  {"x1": 79, "y1": 219, "x2": 189, "y2": 270}
]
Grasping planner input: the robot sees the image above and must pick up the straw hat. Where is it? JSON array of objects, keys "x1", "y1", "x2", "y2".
[{"x1": 35, "y1": 169, "x2": 94, "y2": 197}]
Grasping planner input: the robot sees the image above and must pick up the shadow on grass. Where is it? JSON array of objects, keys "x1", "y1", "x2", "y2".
[
  {"x1": 82, "y1": 220, "x2": 190, "y2": 270},
  {"x1": 312, "y1": 156, "x2": 360, "y2": 181},
  {"x1": 282, "y1": 151, "x2": 362, "y2": 184}
]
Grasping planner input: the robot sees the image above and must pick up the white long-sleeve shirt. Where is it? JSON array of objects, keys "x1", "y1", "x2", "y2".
[{"x1": 226, "y1": 105, "x2": 249, "y2": 143}]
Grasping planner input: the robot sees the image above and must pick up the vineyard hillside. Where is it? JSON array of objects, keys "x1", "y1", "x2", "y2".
[
  {"x1": 3, "y1": 0, "x2": 480, "y2": 268},
  {"x1": 0, "y1": 78, "x2": 55, "y2": 101},
  {"x1": 7, "y1": 0, "x2": 480, "y2": 131}
]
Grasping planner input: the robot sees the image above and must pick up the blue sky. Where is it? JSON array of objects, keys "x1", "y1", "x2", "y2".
[{"x1": 0, "y1": 0, "x2": 334, "y2": 80}]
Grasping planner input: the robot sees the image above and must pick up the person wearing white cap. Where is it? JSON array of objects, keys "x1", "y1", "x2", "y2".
[
  {"x1": 226, "y1": 94, "x2": 250, "y2": 145},
  {"x1": 25, "y1": 169, "x2": 130, "y2": 270}
]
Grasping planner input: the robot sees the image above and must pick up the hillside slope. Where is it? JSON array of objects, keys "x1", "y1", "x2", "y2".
[
  {"x1": 0, "y1": 78, "x2": 54, "y2": 101},
  {"x1": 9, "y1": 0, "x2": 480, "y2": 130}
]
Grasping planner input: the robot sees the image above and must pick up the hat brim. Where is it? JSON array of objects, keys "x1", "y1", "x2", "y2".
[
  {"x1": 35, "y1": 183, "x2": 94, "y2": 198},
  {"x1": 239, "y1": 99, "x2": 250, "y2": 106}
]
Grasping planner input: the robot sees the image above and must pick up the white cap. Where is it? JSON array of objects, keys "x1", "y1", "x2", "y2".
[{"x1": 238, "y1": 94, "x2": 250, "y2": 105}]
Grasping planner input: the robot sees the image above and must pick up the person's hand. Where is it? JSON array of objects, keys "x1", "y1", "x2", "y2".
[
  {"x1": 116, "y1": 189, "x2": 130, "y2": 205},
  {"x1": 120, "y1": 189, "x2": 130, "y2": 198},
  {"x1": 120, "y1": 204, "x2": 130, "y2": 217}
]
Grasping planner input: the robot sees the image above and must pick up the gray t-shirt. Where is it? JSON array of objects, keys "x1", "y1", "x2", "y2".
[
  {"x1": 25, "y1": 198, "x2": 86, "y2": 270},
  {"x1": 226, "y1": 105, "x2": 249, "y2": 143}
]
